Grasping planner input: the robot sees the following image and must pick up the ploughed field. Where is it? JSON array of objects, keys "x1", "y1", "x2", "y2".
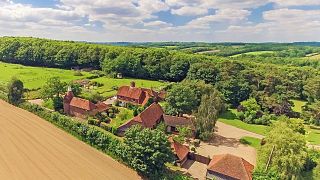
[{"x1": 0, "y1": 100, "x2": 140, "y2": 180}]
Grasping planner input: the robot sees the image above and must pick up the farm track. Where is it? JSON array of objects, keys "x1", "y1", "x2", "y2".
[{"x1": 0, "y1": 100, "x2": 140, "y2": 180}]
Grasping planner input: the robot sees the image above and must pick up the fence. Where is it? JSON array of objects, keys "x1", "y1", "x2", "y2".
[{"x1": 188, "y1": 152, "x2": 211, "y2": 165}]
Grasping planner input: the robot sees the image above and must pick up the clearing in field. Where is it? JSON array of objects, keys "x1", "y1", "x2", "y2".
[
  {"x1": 0, "y1": 100, "x2": 140, "y2": 180},
  {"x1": 230, "y1": 51, "x2": 275, "y2": 57},
  {"x1": 304, "y1": 53, "x2": 320, "y2": 60}
]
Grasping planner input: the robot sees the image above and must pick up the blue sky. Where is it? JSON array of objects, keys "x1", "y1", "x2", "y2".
[{"x1": 0, "y1": 0, "x2": 320, "y2": 42}]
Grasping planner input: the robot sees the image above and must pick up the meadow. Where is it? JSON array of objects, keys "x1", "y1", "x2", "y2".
[
  {"x1": 230, "y1": 51, "x2": 275, "y2": 57},
  {"x1": 0, "y1": 62, "x2": 90, "y2": 89},
  {"x1": 0, "y1": 62, "x2": 166, "y2": 98}
]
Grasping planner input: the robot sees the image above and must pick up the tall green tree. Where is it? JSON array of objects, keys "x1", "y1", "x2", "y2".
[
  {"x1": 7, "y1": 77, "x2": 24, "y2": 105},
  {"x1": 194, "y1": 89, "x2": 224, "y2": 140},
  {"x1": 166, "y1": 83, "x2": 198, "y2": 115},
  {"x1": 40, "y1": 77, "x2": 67, "y2": 100},
  {"x1": 258, "y1": 119, "x2": 307, "y2": 179},
  {"x1": 123, "y1": 125, "x2": 174, "y2": 177}
]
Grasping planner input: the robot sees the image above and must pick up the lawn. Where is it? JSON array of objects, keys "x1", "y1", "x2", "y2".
[
  {"x1": 240, "y1": 136, "x2": 261, "y2": 149},
  {"x1": 109, "y1": 108, "x2": 134, "y2": 128},
  {"x1": 306, "y1": 126, "x2": 320, "y2": 145},
  {"x1": 291, "y1": 99, "x2": 307, "y2": 113},
  {"x1": 0, "y1": 62, "x2": 166, "y2": 98},
  {"x1": 218, "y1": 109, "x2": 269, "y2": 135}
]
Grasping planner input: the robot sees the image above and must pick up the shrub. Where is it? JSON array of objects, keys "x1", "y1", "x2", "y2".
[
  {"x1": 88, "y1": 118, "x2": 101, "y2": 126},
  {"x1": 74, "y1": 71, "x2": 83, "y2": 76},
  {"x1": 114, "y1": 100, "x2": 120, "y2": 106},
  {"x1": 239, "y1": 138, "x2": 250, "y2": 145},
  {"x1": 100, "y1": 122, "x2": 117, "y2": 134}
]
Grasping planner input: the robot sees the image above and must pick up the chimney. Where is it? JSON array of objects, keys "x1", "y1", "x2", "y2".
[{"x1": 130, "y1": 81, "x2": 136, "y2": 88}]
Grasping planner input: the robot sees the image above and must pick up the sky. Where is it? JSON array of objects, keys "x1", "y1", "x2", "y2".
[{"x1": 0, "y1": 0, "x2": 320, "y2": 42}]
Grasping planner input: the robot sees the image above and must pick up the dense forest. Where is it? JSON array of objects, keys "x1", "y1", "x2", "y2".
[{"x1": 1, "y1": 37, "x2": 320, "y2": 122}]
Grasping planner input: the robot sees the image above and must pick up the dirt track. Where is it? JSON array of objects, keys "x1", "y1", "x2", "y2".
[{"x1": 0, "y1": 100, "x2": 140, "y2": 180}]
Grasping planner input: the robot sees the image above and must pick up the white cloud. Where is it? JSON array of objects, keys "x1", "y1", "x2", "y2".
[
  {"x1": 271, "y1": 0, "x2": 320, "y2": 7},
  {"x1": 0, "y1": 0, "x2": 319, "y2": 42},
  {"x1": 171, "y1": 6, "x2": 208, "y2": 16},
  {"x1": 144, "y1": 20, "x2": 172, "y2": 28},
  {"x1": 185, "y1": 8, "x2": 251, "y2": 29}
]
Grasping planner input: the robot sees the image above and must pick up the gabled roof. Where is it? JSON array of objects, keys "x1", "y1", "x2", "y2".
[
  {"x1": 117, "y1": 86, "x2": 144, "y2": 100},
  {"x1": 132, "y1": 103, "x2": 164, "y2": 128},
  {"x1": 70, "y1": 97, "x2": 97, "y2": 111},
  {"x1": 96, "y1": 102, "x2": 110, "y2": 112},
  {"x1": 169, "y1": 137, "x2": 189, "y2": 161},
  {"x1": 164, "y1": 115, "x2": 195, "y2": 130},
  {"x1": 207, "y1": 154, "x2": 254, "y2": 180}
]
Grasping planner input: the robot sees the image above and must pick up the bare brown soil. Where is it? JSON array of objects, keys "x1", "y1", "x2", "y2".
[{"x1": 0, "y1": 100, "x2": 140, "y2": 180}]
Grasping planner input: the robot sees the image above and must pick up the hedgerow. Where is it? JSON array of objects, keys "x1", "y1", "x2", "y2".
[{"x1": 19, "y1": 102, "x2": 126, "y2": 163}]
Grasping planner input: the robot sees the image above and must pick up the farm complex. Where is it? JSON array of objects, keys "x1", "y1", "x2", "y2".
[{"x1": 1, "y1": 36, "x2": 320, "y2": 179}]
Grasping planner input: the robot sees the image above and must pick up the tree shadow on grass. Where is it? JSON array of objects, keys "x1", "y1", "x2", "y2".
[
  {"x1": 206, "y1": 134, "x2": 241, "y2": 148},
  {"x1": 219, "y1": 110, "x2": 237, "y2": 120}
]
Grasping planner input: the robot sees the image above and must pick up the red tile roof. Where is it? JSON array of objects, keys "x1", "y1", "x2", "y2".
[
  {"x1": 164, "y1": 115, "x2": 195, "y2": 130},
  {"x1": 117, "y1": 86, "x2": 143, "y2": 100},
  {"x1": 70, "y1": 97, "x2": 97, "y2": 111},
  {"x1": 207, "y1": 154, "x2": 254, "y2": 180},
  {"x1": 132, "y1": 103, "x2": 164, "y2": 128},
  {"x1": 169, "y1": 137, "x2": 189, "y2": 161},
  {"x1": 95, "y1": 102, "x2": 110, "y2": 112}
]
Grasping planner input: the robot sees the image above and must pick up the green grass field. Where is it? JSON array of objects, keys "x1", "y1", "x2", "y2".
[
  {"x1": 291, "y1": 99, "x2": 307, "y2": 113},
  {"x1": 0, "y1": 62, "x2": 166, "y2": 98},
  {"x1": 0, "y1": 62, "x2": 90, "y2": 89},
  {"x1": 230, "y1": 51, "x2": 274, "y2": 57},
  {"x1": 240, "y1": 136, "x2": 261, "y2": 149},
  {"x1": 109, "y1": 108, "x2": 134, "y2": 128},
  {"x1": 218, "y1": 109, "x2": 269, "y2": 135}
]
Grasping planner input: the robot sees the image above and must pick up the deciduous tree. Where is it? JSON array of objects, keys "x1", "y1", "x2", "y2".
[
  {"x1": 123, "y1": 125, "x2": 174, "y2": 177},
  {"x1": 7, "y1": 77, "x2": 24, "y2": 105}
]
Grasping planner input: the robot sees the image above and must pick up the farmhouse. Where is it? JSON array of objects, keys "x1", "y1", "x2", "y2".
[
  {"x1": 206, "y1": 154, "x2": 254, "y2": 180},
  {"x1": 117, "y1": 102, "x2": 164, "y2": 135},
  {"x1": 116, "y1": 81, "x2": 158, "y2": 106},
  {"x1": 164, "y1": 115, "x2": 195, "y2": 135},
  {"x1": 63, "y1": 87, "x2": 109, "y2": 118},
  {"x1": 169, "y1": 137, "x2": 189, "y2": 167}
]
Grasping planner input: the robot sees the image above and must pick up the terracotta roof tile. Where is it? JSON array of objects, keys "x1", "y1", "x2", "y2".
[
  {"x1": 132, "y1": 103, "x2": 164, "y2": 128},
  {"x1": 70, "y1": 97, "x2": 97, "y2": 111},
  {"x1": 169, "y1": 137, "x2": 189, "y2": 161},
  {"x1": 117, "y1": 86, "x2": 143, "y2": 100},
  {"x1": 95, "y1": 102, "x2": 110, "y2": 112},
  {"x1": 207, "y1": 154, "x2": 254, "y2": 180},
  {"x1": 164, "y1": 115, "x2": 195, "y2": 130}
]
